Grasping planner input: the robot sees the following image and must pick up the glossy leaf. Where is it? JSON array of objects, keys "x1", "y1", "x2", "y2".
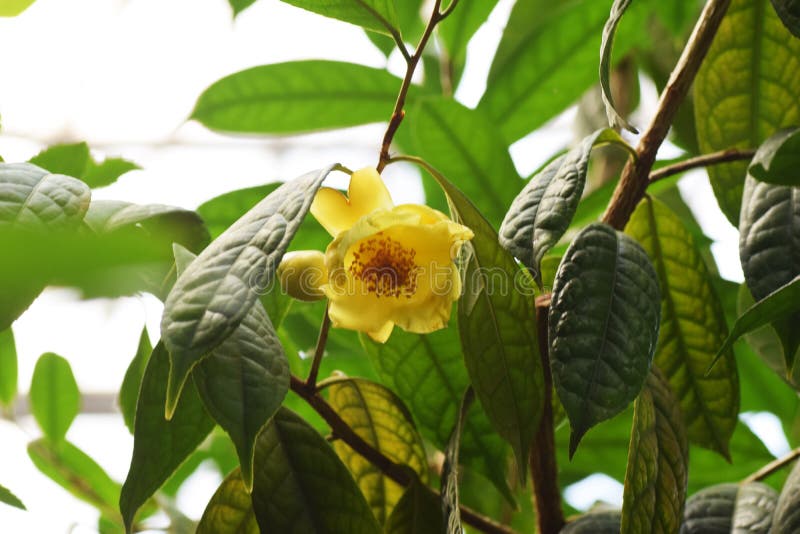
[
  {"x1": 561, "y1": 511, "x2": 621, "y2": 533},
  {"x1": 279, "y1": 0, "x2": 398, "y2": 35},
  {"x1": 118, "y1": 327, "x2": 152, "y2": 434},
  {"x1": 681, "y1": 483, "x2": 738, "y2": 533},
  {"x1": 29, "y1": 352, "x2": 80, "y2": 442},
  {"x1": 442, "y1": 389, "x2": 472, "y2": 534},
  {"x1": 384, "y1": 477, "x2": 443, "y2": 534},
  {"x1": 732, "y1": 482, "x2": 778, "y2": 533},
  {"x1": 160, "y1": 165, "x2": 334, "y2": 418},
  {"x1": 251, "y1": 407, "x2": 380, "y2": 533},
  {"x1": 29, "y1": 142, "x2": 139, "y2": 189},
  {"x1": 772, "y1": 458, "x2": 800, "y2": 533},
  {"x1": 621, "y1": 369, "x2": 688, "y2": 534},
  {"x1": 0, "y1": 328, "x2": 17, "y2": 407},
  {"x1": 499, "y1": 128, "x2": 632, "y2": 285},
  {"x1": 28, "y1": 438, "x2": 121, "y2": 520},
  {"x1": 626, "y1": 197, "x2": 738, "y2": 457},
  {"x1": 694, "y1": 0, "x2": 800, "y2": 225},
  {"x1": 324, "y1": 377, "x2": 428, "y2": 524},
  {"x1": 360, "y1": 326, "x2": 513, "y2": 502},
  {"x1": 749, "y1": 127, "x2": 800, "y2": 186},
  {"x1": 197, "y1": 468, "x2": 258, "y2": 534},
  {"x1": 120, "y1": 343, "x2": 215, "y2": 532},
  {"x1": 423, "y1": 162, "x2": 543, "y2": 475},
  {"x1": 402, "y1": 97, "x2": 520, "y2": 227},
  {"x1": 599, "y1": 0, "x2": 638, "y2": 133},
  {"x1": 192, "y1": 62, "x2": 399, "y2": 134},
  {"x1": 549, "y1": 222, "x2": 660, "y2": 456},
  {"x1": 0, "y1": 483, "x2": 25, "y2": 510},
  {"x1": 771, "y1": 0, "x2": 800, "y2": 37}
]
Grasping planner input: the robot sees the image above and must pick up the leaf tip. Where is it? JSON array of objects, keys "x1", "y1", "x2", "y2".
[{"x1": 568, "y1": 429, "x2": 586, "y2": 460}]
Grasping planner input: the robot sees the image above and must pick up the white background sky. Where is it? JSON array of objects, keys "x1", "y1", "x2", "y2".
[{"x1": 0, "y1": 0, "x2": 760, "y2": 531}]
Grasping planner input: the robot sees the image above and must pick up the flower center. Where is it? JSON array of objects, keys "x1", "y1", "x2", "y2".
[{"x1": 349, "y1": 233, "x2": 420, "y2": 298}]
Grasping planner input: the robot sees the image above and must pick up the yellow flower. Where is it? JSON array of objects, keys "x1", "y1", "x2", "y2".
[{"x1": 310, "y1": 167, "x2": 473, "y2": 343}]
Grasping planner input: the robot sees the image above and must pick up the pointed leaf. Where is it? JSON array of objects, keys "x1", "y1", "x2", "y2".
[
  {"x1": 279, "y1": 0, "x2": 398, "y2": 35},
  {"x1": 324, "y1": 377, "x2": 428, "y2": 524},
  {"x1": 30, "y1": 142, "x2": 139, "y2": 189},
  {"x1": 160, "y1": 165, "x2": 335, "y2": 418},
  {"x1": 442, "y1": 389, "x2": 472, "y2": 534},
  {"x1": 29, "y1": 353, "x2": 80, "y2": 442},
  {"x1": 620, "y1": 369, "x2": 688, "y2": 534},
  {"x1": 599, "y1": 0, "x2": 638, "y2": 133},
  {"x1": 500, "y1": 128, "x2": 632, "y2": 284},
  {"x1": 0, "y1": 328, "x2": 17, "y2": 407},
  {"x1": 732, "y1": 482, "x2": 778, "y2": 533},
  {"x1": 118, "y1": 327, "x2": 152, "y2": 434},
  {"x1": 748, "y1": 127, "x2": 800, "y2": 186},
  {"x1": 192, "y1": 62, "x2": 399, "y2": 134},
  {"x1": 694, "y1": 0, "x2": 800, "y2": 225},
  {"x1": 421, "y1": 162, "x2": 543, "y2": 475},
  {"x1": 120, "y1": 343, "x2": 215, "y2": 532},
  {"x1": 251, "y1": 407, "x2": 380, "y2": 533},
  {"x1": 561, "y1": 511, "x2": 621, "y2": 533},
  {"x1": 197, "y1": 468, "x2": 258, "y2": 534},
  {"x1": 772, "y1": 459, "x2": 800, "y2": 533},
  {"x1": 0, "y1": 483, "x2": 24, "y2": 510},
  {"x1": 385, "y1": 477, "x2": 443, "y2": 534},
  {"x1": 626, "y1": 197, "x2": 738, "y2": 456},
  {"x1": 228, "y1": 0, "x2": 257, "y2": 16},
  {"x1": 771, "y1": 0, "x2": 800, "y2": 37},
  {"x1": 549, "y1": 222, "x2": 660, "y2": 457}
]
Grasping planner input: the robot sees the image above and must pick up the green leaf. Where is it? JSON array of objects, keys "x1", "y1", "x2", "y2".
[
  {"x1": 324, "y1": 377, "x2": 428, "y2": 524},
  {"x1": 229, "y1": 0, "x2": 257, "y2": 16},
  {"x1": 441, "y1": 388, "x2": 472, "y2": 534},
  {"x1": 626, "y1": 197, "x2": 739, "y2": 457},
  {"x1": 29, "y1": 353, "x2": 80, "y2": 442},
  {"x1": 479, "y1": 0, "x2": 646, "y2": 141},
  {"x1": 385, "y1": 478, "x2": 443, "y2": 534},
  {"x1": 749, "y1": 127, "x2": 800, "y2": 186},
  {"x1": 620, "y1": 369, "x2": 688, "y2": 534},
  {"x1": 418, "y1": 160, "x2": 543, "y2": 475},
  {"x1": 160, "y1": 165, "x2": 335, "y2": 418},
  {"x1": 694, "y1": 0, "x2": 800, "y2": 226},
  {"x1": 197, "y1": 468, "x2": 258, "y2": 534},
  {"x1": 251, "y1": 407, "x2": 381, "y2": 533},
  {"x1": 732, "y1": 482, "x2": 778, "y2": 533},
  {"x1": 280, "y1": 0, "x2": 398, "y2": 35},
  {"x1": 561, "y1": 511, "x2": 621, "y2": 533},
  {"x1": 196, "y1": 184, "x2": 280, "y2": 240},
  {"x1": 360, "y1": 326, "x2": 513, "y2": 503},
  {"x1": 192, "y1": 62, "x2": 399, "y2": 135},
  {"x1": 120, "y1": 343, "x2": 215, "y2": 532},
  {"x1": 0, "y1": 483, "x2": 25, "y2": 510},
  {"x1": 402, "y1": 97, "x2": 520, "y2": 227},
  {"x1": 0, "y1": 0, "x2": 37, "y2": 16},
  {"x1": 437, "y1": 0, "x2": 499, "y2": 84},
  {"x1": 0, "y1": 328, "x2": 17, "y2": 407},
  {"x1": 500, "y1": 128, "x2": 632, "y2": 285},
  {"x1": 599, "y1": 0, "x2": 638, "y2": 133},
  {"x1": 772, "y1": 458, "x2": 800, "y2": 533},
  {"x1": 681, "y1": 483, "x2": 738, "y2": 533},
  {"x1": 118, "y1": 327, "x2": 152, "y2": 434},
  {"x1": 771, "y1": 0, "x2": 800, "y2": 37},
  {"x1": 549, "y1": 222, "x2": 660, "y2": 457},
  {"x1": 30, "y1": 142, "x2": 139, "y2": 189},
  {"x1": 28, "y1": 438, "x2": 121, "y2": 520}
]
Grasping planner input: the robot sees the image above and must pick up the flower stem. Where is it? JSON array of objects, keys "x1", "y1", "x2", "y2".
[
  {"x1": 648, "y1": 148, "x2": 755, "y2": 184},
  {"x1": 303, "y1": 305, "x2": 331, "y2": 392}
]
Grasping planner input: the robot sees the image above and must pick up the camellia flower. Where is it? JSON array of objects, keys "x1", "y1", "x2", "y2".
[{"x1": 308, "y1": 167, "x2": 473, "y2": 343}]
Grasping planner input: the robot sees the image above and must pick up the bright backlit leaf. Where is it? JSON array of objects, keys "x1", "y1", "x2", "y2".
[
  {"x1": 29, "y1": 352, "x2": 80, "y2": 443},
  {"x1": 196, "y1": 468, "x2": 258, "y2": 534},
  {"x1": 30, "y1": 142, "x2": 139, "y2": 189},
  {"x1": 279, "y1": 0, "x2": 398, "y2": 36},
  {"x1": 0, "y1": 328, "x2": 17, "y2": 407}
]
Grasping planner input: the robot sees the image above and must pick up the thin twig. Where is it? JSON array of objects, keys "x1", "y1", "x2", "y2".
[
  {"x1": 601, "y1": 0, "x2": 732, "y2": 230},
  {"x1": 376, "y1": 0, "x2": 447, "y2": 172},
  {"x1": 303, "y1": 305, "x2": 331, "y2": 391},
  {"x1": 439, "y1": 0, "x2": 461, "y2": 20},
  {"x1": 648, "y1": 148, "x2": 755, "y2": 183},
  {"x1": 289, "y1": 375, "x2": 516, "y2": 534},
  {"x1": 743, "y1": 447, "x2": 800, "y2": 484}
]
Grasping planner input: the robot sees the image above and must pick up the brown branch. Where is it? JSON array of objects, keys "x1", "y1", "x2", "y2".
[
  {"x1": 289, "y1": 375, "x2": 516, "y2": 534},
  {"x1": 530, "y1": 302, "x2": 565, "y2": 534},
  {"x1": 601, "y1": 0, "x2": 732, "y2": 230},
  {"x1": 376, "y1": 0, "x2": 446, "y2": 172},
  {"x1": 303, "y1": 305, "x2": 331, "y2": 391},
  {"x1": 648, "y1": 148, "x2": 755, "y2": 184},
  {"x1": 743, "y1": 447, "x2": 800, "y2": 484}
]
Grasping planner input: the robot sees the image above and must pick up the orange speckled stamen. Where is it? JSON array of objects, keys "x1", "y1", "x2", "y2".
[{"x1": 349, "y1": 232, "x2": 420, "y2": 298}]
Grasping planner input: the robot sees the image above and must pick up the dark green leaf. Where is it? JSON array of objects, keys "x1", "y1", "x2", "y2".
[
  {"x1": 437, "y1": 0, "x2": 499, "y2": 84},
  {"x1": 0, "y1": 328, "x2": 17, "y2": 407},
  {"x1": 30, "y1": 142, "x2": 139, "y2": 189},
  {"x1": 196, "y1": 184, "x2": 280, "y2": 240},
  {"x1": 118, "y1": 327, "x2": 152, "y2": 434},
  {"x1": 772, "y1": 458, "x2": 800, "y2": 533},
  {"x1": 0, "y1": 483, "x2": 25, "y2": 510},
  {"x1": 420, "y1": 161, "x2": 543, "y2": 475},
  {"x1": 561, "y1": 511, "x2": 621, "y2": 533},
  {"x1": 384, "y1": 477, "x2": 443, "y2": 534},
  {"x1": 229, "y1": 0, "x2": 257, "y2": 16},
  {"x1": 28, "y1": 438, "x2": 121, "y2": 520},
  {"x1": 626, "y1": 197, "x2": 738, "y2": 457},
  {"x1": 549, "y1": 222, "x2": 660, "y2": 457},
  {"x1": 192, "y1": 62, "x2": 399, "y2": 134},
  {"x1": 196, "y1": 468, "x2": 258, "y2": 534},
  {"x1": 360, "y1": 326, "x2": 513, "y2": 503},
  {"x1": 749, "y1": 127, "x2": 800, "y2": 186},
  {"x1": 251, "y1": 407, "x2": 380, "y2": 533},
  {"x1": 620, "y1": 369, "x2": 688, "y2": 534},
  {"x1": 120, "y1": 343, "x2": 215, "y2": 532},
  {"x1": 442, "y1": 388, "x2": 472, "y2": 534},
  {"x1": 279, "y1": 0, "x2": 398, "y2": 35},
  {"x1": 681, "y1": 483, "x2": 738, "y2": 533},
  {"x1": 599, "y1": 0, "x2": 638, "y2": 133},
  {"x1": 29, "y1": 352, "x2": 80, "y2": 442},
  {"x1": 732, "y1": 482, "x2": 778, "y2": 533},
  {"x1": 160, "y1": 165, "x2": 335, "y2": 418},
  {"x1": 324, "y1": 377, "x2": 428, "y2": 524},
  {"x1": 771, "y1": 0, "x2": 800, "y2": 37},
  {"x1": 694, "y1": 0, "x2": 800, "y2": 225},
  {"x1": 500, "y1": 128, "x2": 632, "y2": 285}
]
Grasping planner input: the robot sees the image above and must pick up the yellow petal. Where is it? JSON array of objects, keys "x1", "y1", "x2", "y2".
[
  {"x1": 367, "y1": 321, "x2": 395, "y2": 343},
  {"x1": 310, "y1": 167, "x2": 393, "y2": 236}
]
